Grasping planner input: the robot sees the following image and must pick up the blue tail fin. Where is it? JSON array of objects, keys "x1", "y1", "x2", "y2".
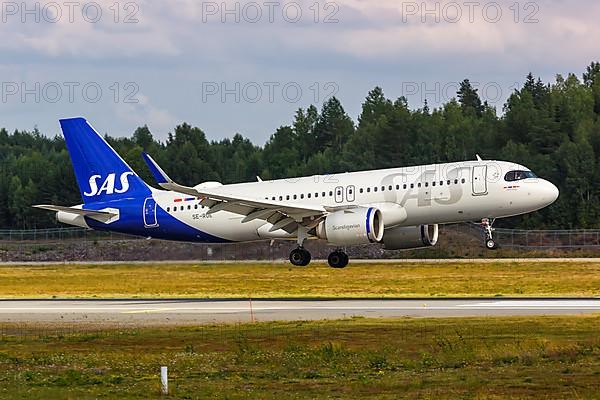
[{"x1": 60, "y1": 117, "x2": 151, "y2": 203}]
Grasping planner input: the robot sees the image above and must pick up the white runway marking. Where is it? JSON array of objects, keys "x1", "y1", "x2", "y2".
[
  {"x1": 0, "y1": 299, "x2": 598, "y2": 325},
  {"x1": 459, "y1": 300, "x2": 600, "y2": 308}
]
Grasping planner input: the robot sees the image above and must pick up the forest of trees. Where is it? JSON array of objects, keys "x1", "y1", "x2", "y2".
[{"x1": 2, "y1": 62, "x2": 600, "y2": 230}]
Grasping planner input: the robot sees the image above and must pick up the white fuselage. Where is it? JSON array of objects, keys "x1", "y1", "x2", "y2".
[{"x1": 143, "y1": 160, "x2": 558, "y2": 243}]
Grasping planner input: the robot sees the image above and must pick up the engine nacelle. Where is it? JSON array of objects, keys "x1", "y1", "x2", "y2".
[
  {"x1": 382, "y1": 225, "x2": 439, "y2": 250},
  {"x1": 316, "y1": 207, "x2": 384, "y2": 246}
]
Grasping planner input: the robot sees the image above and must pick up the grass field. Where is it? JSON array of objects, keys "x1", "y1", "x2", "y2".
[
  {"x1": 0, "y1": 261, "x2": 599, "y2": 298},
  {"x1": 0, "y1": 316, "x2": 599, "y2": 399}
]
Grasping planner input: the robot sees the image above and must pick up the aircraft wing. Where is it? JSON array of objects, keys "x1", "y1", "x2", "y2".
[{"x1": 142, "y1": 153, "x2": 326, "y2": 232}]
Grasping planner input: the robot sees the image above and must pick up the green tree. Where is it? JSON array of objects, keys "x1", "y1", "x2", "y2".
[{"x1": 457, "y1": 79, "x2": 484, "y2": 117}]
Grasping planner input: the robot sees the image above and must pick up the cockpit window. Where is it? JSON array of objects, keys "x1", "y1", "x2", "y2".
[{"x1": 504, "y1": 170, "x2": 537, "y2": 182}]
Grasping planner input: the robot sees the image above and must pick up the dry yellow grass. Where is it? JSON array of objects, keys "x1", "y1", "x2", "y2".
[{"x1": 0, "y1": 261, "x2": 599, "y2": 298}]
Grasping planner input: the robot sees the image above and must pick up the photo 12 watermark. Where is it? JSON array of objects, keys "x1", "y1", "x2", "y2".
[
  {"x1": 401, "y1": 81, "x2": 520, "y2": 105},
  {"x1": 1, "y1": 1, "x2": 140, "y2": 23},
  {"x1": 201, "y1": 81, "x2": 339, "y2": 104},
  {"x1": 399, "y1": 1, "x2": 540, "y2": 24},
  {"x1": 199, "y1": 1, "x2": 339, "y2": 23},
  {"x1": 1, "y1": 81, "x2": 140, "y2": 104}
]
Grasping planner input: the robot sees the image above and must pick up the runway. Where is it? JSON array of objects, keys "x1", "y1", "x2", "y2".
[{"x1": 0, "y1": 299, "x2": 599, "y2": 325}]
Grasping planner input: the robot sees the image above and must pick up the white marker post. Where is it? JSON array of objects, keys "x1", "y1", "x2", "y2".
[{"x1": 160, "y1": 366, "x2": 168, "y2": 395}]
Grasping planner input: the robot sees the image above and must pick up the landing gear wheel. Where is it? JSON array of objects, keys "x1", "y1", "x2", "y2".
[
  {"x1": 486, "y1": 239, "x2": 498, "y2": 250},
  {"x1": 481, "y1": 218, "x2": 499, "y2": 250},
  {"x1": 328, "y1": 251, "x2": 349, "y2": 269},
  {"x1": 289, "y1": 247, "x2": 311, "y2": 266}
]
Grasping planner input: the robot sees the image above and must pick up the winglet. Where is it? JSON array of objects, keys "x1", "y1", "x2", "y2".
[{"x1": 142, "y1": 152, "x2": 172, "y2": 185}]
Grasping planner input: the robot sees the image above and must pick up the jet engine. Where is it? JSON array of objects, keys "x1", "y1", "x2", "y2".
[
  {"x1": 316, "y1": 207, "x2": 384, "y2": 246},
  {"x1": 382, "y1": 224, "x2": 439, "y2": 250}
]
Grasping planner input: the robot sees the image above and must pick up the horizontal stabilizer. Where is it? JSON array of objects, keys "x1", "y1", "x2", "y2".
[{"x1": 33, "y1": 205, "x2": 119, "y2": 223}]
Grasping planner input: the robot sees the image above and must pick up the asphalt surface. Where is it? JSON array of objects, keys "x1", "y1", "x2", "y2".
[
  {"x1": 0, "y1": 299, "x2": 598, "y2": 326},
  {"x1": 2, "y1": 258, "x2": 600, "y2": 266}
]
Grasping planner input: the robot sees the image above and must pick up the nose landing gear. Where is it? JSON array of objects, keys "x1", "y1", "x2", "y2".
[{"x1": 481, "y1": 218, "x2": 498, "y2": 250}]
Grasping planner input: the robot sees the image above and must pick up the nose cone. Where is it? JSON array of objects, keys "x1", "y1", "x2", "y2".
[{"x1": 541, "y1": 180, "x2": 559, "y2": 206}]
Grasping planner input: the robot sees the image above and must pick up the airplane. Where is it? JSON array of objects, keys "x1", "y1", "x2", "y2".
[{"x1": 34, "y1": 117, "x2": 559, "y2": 268}]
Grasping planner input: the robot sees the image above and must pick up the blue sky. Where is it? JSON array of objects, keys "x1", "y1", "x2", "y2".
[{"x1": 0, "y1": 0, "x2": 597, "y2": 144}]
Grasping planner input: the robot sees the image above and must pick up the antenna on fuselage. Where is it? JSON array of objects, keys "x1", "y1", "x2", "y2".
[{"x1": 476, "y1": 154, "x2": 483, "y2": 162}]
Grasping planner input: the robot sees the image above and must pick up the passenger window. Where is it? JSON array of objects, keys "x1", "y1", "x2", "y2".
[
  {"x1": 286, "y1": 195, "x2": 290, "y2": 200},
  {"x1": 410, "y1": 184, "x2": 414, "y2": 189},
  {"x1": 425, "y1": 182, "x2": 429, "y2": 187},
  {"x1": 315, "y1": 193, "x2": 319, "y2": 198},
  {"x1": 374, "y1": 187, "x2": 378, "y2": 192},
  {"x1": 194, "y1": 204, "x2": 198, "y2": 209},
  {"x1": 454, "y1": 179, "x2": 458, "y2": 184},
  {"x1": 447, "y1": 180, "x2": 451, "y2": 185},
  {"x1": 307, "y1": 193, "x2": 311, "y2": 199},
  {"x1": 461, "y1": 178, "x2": 466, "y2": 184},
  {"x1": 167, "y1": 207, "x2": 170, "y2": 212},
  {"x1": 403, "y1": 184, "x2": 407, "y2": 190},
  {"x1": 279, "y1": 196, "x2": 283, "y2": 201},
  {"x1": 418, "y1": 183, "x2": 422, "y2": 188},
  {"x1": 322, "y1": 192, "x2": 326, "y2": 197},
  {"x1": 360, "y1": 188, "x2": 364, "y2": 194},
  {"x1": 188, "y1": 205, "x2": 191, "y2": 210},
  {"x1": 396, "y1": 185, "x2": 400, "y2": 190},
  {"x1": 301, "y1": 194, "x2": 304, "y2": 199},
  {"x1": 367, "y1": 188, "x2": 371, "y2": 193},
  {"x1": 293, "y1": 195, "x2": 297, "y2": 200},
  {"x1": 440, "y1": 181, "x2": 443, "y2": 186}
]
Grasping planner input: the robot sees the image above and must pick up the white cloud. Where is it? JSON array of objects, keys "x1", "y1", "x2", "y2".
[
  {"x1": 114, "y1": 94, "x2": 179, "y2": 137},
  {"x1": 1, "y1": 0, "x2": 599, "y2": 143},
  {"x1": 0, "y1": 0, "x2": 179, "y2": 58}
]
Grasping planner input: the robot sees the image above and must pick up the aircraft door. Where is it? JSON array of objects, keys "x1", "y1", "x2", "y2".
[
  {"x1": 346, "y1": 185, "x2": 356, "y2": 202},
  {"x1": 472, "y1": 166, "x2": 488, "y2": 195},
  {"x1": 143, "y1": 197, "x2": 159, "y2": 227},
  {"x1": 335, "y1": 186, "x2": 344, "y2": 203}
]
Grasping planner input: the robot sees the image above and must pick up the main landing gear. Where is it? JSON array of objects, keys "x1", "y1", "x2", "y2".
[
  {"x1": 290, "y1": 226, "x2": 312, "y2": 266},
  {"x1": 288, "y1": 247, "x2": 349, "y2": 268},
  {"x1": 288, "y1": 226, "x2": 349, "y2": 268},
  {"x1": 289, "y1": 247, "x2": 311, "y2": 266},
  {"x1": 328, "y1": 250, "x2": 349, "y2": 269},
  {"x1": 481, "y1": 218, "x2": 499, "y2": 250}
]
